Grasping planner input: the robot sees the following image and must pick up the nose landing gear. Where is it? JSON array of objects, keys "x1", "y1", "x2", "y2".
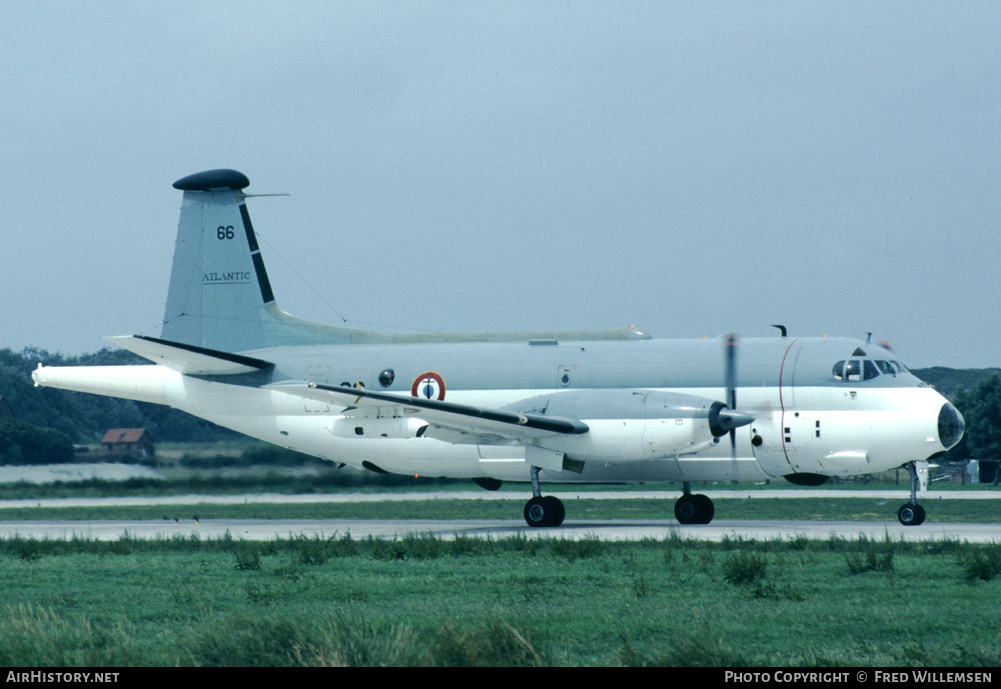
[
  {"x1": 897, "y1": 461, "x2": 926, "y2": 526},
  {"x1": 897, "y1": 502, "x2": 926, "y2": 526}
]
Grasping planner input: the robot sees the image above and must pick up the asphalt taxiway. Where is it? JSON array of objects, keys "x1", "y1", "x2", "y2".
[
  {"x1": 1, "y1": 517, "x2": 999, "y2": 543},
  {"x1": 2, "y1": 488, "x2": 999, "y2": 510}
]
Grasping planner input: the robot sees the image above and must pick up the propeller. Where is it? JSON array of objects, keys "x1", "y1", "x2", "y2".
[
  {"x1": 723, "y1": 333, "x2": 750, "y2": 479},
  {"x1": 706, "y1": 334, "x2": 754, "y2": 441}
]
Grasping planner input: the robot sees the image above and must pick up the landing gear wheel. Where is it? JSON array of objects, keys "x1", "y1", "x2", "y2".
[
  {"x1": 525, "y1": 497, "x2": 546, "y2": 527},
  {"x1": 524, "y1": 496, "x2": 565, "y2": 527},
  {"x1": 693, "y1": 494, "x2": 715, "y2": 524},
  {"x1": 674, "y1": 494, "x2": 715, "y2": 525},
  {"x1": 543, "y1": 495, "x2": 565, "y2": 527},
  {"x1": 675, "y1": 494, "x2": 697, "y2": 524},
  {"x1": 897, "y1": 503, "x2": 926, "y2": 526}
]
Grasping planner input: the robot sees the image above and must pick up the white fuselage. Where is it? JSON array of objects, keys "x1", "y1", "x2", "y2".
[{"x1": 32, "y1": 335, "x2": 956, "y2": 485}]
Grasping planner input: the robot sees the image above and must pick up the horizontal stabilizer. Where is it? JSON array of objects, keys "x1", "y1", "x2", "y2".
[
  {"x1": 268, "y1": 382, "x2": 589, "y2": 441},
  {"x1": 108, "y1": 335, "x2": 274, "y2": 375}
]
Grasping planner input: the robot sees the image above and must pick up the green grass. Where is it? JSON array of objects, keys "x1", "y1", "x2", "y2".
[
  {"x1": 1, "y1": 496, "x2": 997, "y2": 523},
  {"x1": 1, "y1": 533, "x2": 999, "y2": 666}
]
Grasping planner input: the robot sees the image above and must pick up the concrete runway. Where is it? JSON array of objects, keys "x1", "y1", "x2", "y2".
[
  {"x1": 1, "y1": 517, "x2": 999, "y2": 543},
  {"x1": 2, "y1": 488, "x2": 999, "y2": 510},
  {"x1": 1, "y1": 489, "x2": 998, "y2": 542}
]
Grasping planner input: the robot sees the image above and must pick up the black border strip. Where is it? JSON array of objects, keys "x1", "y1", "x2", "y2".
[
  {"x1": 251, "y1": 253, "x2": 275, "y2": 304},
  {"x1": 239, "y1": 203, "x2": 274, "y2": 303},
  {"x1": 135, "y1": 335, "x2": 274, "y2": 370},
  {"x1": 239, "y1": 204, "x2": 260, "y2": 252}
]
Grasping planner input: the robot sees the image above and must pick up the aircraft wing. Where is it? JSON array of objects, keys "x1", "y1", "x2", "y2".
[
  {"x1": 108, "y1": 335, "x2": 274, "y2": 375},
  {"x1": 268, "y1": 382, "x2": 589, "y2": 442}
]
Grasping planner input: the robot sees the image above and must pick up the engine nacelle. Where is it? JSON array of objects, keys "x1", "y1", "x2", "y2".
[
  {"x1": 514, "y1": 389, "x2": 729, "y2": 462},
  {"x1": 536, "y1": 416, "x2": 720, "y2": 462}
]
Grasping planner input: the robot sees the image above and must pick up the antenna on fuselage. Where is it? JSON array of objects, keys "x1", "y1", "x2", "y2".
[{"x1": 771, "y1": 324, "x2": 787, "y2": 337}]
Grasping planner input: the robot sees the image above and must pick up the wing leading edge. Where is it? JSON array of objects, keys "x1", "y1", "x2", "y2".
[{"x1": 268, "y1": 382, "x2": 590, "y2": 441}]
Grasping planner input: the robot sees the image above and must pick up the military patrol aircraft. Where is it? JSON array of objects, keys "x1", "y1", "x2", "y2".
[{"x1": 32, "y1": 169, "x2": 965, "y2": 527}]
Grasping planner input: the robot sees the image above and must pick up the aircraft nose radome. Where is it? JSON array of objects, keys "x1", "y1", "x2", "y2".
[{"x1": 938, "y1": 402, "x2": 964, "y2": 450}]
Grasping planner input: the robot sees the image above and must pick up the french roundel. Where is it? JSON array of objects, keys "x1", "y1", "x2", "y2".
[{"x1": 411, "y1": 371, "x2": 445, "y2": 401}]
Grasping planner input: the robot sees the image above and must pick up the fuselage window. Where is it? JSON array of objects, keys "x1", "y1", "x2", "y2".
[
  {"x1": 379, "y1": 369, "x2": 395, "y2": 387},
  {"x1": 844, "y1": 359, "x2": 862, "y2": 381},
  {"x1": 832, "y1": 360, "x2": 846, "y2": 380}
]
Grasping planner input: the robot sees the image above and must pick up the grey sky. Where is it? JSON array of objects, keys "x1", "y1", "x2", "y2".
[{"x1": 2, "y1": 1, "x2": 998, "y2": 368}]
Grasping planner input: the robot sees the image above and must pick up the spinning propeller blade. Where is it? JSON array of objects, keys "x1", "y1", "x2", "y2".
[
  {"x1": 724, "y1": 334, "x2": 738, "y2": 410},
  {"x1": 723, "y1": 333, "x2": 742, "y2": 477}
]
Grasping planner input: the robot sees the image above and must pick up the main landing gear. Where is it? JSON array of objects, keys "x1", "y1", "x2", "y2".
[
  {"x1": 523, "y1": 466, "x2": 565, "y2": 527},
  {"x1": 674, "y1": 482, "x2": 715, "y2": 524},
  {"x1": 897, "y1": 461, "x2": 926, "y2": 526}
]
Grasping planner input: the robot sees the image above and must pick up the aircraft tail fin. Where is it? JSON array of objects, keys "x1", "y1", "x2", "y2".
[
  {"x1": 161, "y1": 170, "x2": 363, "y2": 351},
  {"x1": 160, "y1": 169, "x2": 653, "y2": 352}
]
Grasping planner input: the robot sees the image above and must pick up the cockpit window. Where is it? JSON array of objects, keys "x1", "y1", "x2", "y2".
[
  {"x1": 875, "y1": 360, "x2": 896, "y2": 375},
  {"x1": 833, "y1": 358, "x2": 883, "y2": 382},
  {"x1": 862, "y1": 360, "x2": 879, "y2": 380}
]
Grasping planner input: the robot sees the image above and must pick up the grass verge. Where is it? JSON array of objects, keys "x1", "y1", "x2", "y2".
[{"x1": 1, "y1": 533, "x2": 998, "y2": 666}]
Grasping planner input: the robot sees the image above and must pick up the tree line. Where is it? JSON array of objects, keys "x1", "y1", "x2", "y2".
[
  {"x1": 0, "y1": 347, "x2": 236, "y2": 464},
  {"x1": 944, "y1": 374, "x2": 1001, "y2": 462}
]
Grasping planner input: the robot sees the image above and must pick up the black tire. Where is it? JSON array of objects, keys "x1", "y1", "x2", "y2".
[
  {"x1": 543, "y1": 496, "x2": 565, "y2": 527},
  {"x1": 524, "y1": 496, "x2": 551, "y2": 527},
  {"x1": 898, "y1": 503, "x2": 926, "y2": 526},
  {"x1": 676, "y1": 493, "x2": 714, "y2": 524},
  {"x1": 692, "y1": 494, "x2": 715, "y2": 524},
  {"x1": 675, "y1": 495, "x2": 698, "y2": 524}
]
